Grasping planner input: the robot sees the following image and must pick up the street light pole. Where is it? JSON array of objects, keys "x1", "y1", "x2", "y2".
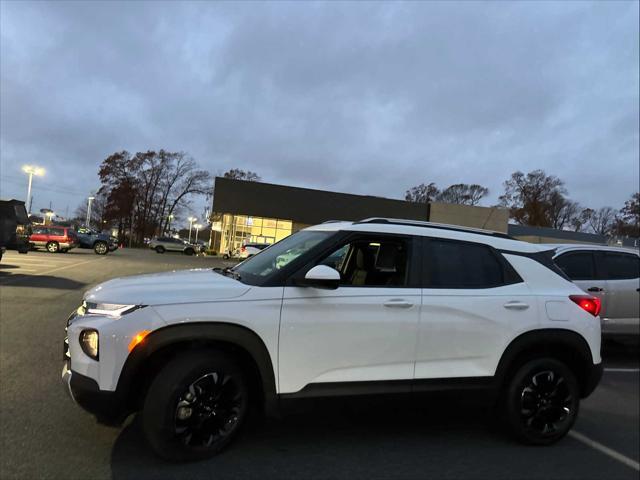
[
  {"x1": 22, "y1": 165, "x2": 45, "y2": 214},
  {"x1": 194, "y1": 224, "x2": 202, "y2": 243},
  {"x1": 188, "y1": 217, "x2": 196, "y2": 243},
  {"x1": 167, "y1": 214, "x2": 174, "y2": 235},
  {"x1": 86, "y1": 196, "x2": 95, "y2": 228}
]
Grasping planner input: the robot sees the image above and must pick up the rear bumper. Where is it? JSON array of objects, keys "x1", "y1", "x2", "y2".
[
  {"x1": 582, "y1": 362, "x2": 603, "y2": 398},
  {"x1": 61, "y1": 362, "x2": 127, "y2": 426}
]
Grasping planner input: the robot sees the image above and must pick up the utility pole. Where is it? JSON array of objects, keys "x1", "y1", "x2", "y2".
[
  {"x1": 188, "y1": 217, "x2": 196, "y2": 243},
  {"x1": 86, "y1": 196, "x2": 95, "y2": 228}
]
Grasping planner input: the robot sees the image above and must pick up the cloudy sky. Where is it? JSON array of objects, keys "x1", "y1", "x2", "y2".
[{"x1": 1, "y1": 1, "x2": 638, "y2": 222}]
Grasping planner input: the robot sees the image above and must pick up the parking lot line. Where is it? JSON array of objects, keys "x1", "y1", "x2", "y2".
[
  {"x1": 569, "y1": 430, "x2": 640, "y2": 472},
  {"x1": 604, "y1": 368, "x2": 640, "y2": 373},
  {"x1": 0, "y1": 258, "x2": 101, "y2": 284}
]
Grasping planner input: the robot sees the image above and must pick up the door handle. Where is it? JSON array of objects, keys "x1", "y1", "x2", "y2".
[
  {"x1": 503, "y1": 301, "x2": 529, "y2": 310},
  {"x1": 383, "y1": 299, "x2": 413, "y2": 309},
  {"x1": 587, "y1": 287, "x2": 604, "y2": 293}
]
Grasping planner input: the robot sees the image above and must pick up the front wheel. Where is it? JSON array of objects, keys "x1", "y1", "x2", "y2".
[
  {"x1": 184, "y1": 248, "x2": 195, "y2": 256},
  {"x1": 142, "y1": 350, "x2": 249, "y2": 462},
  {"x1": 94, "y1": 241, "x2": 108, "y2": 255},
  {"x1": 503, "y1": 358, "x2": 579, "y2": 445},
  {"x1": 155, "y1": 246, "x2": 165, "y2": 254}
]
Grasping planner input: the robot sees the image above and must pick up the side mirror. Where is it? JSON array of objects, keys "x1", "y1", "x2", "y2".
[{"x1": 300, "y1": 265, "x2": 340, "y2": 290}]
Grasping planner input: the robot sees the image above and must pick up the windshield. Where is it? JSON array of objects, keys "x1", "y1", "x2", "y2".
[{"x1": 231, "y1": 230, "x2": 333, "y2": 284}]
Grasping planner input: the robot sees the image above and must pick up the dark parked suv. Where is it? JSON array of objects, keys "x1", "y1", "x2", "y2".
[{"x1": 76, "y1": 227, "x2": 117, "y2": 255}]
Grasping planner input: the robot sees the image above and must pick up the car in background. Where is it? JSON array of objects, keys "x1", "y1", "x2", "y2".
[
  {"x1": 149, "y1": 236, "x2": 198, "y2": 255},
  {"x1": 0, "y1": 245, "x2": 6, "y2": 262},
  {"x1": 29, "y1": 226, "x2": 79, "y2": 253},
  {"x1": 223, "y1": 242, "x2": 269, "y2": 259},
  {"x1": 0, "y1": 199, "x2": 31, "y2": 254},
  {"x1": 75, "y1": 227, "x2": 117, "y2": 255},
  {"x1": 551, "y1": 244, "x2": 640, "y2": 338}
]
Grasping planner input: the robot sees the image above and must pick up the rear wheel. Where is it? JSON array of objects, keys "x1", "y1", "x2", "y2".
[
  {"x1": 142, "y1": 350, "x2": 249, "y2": 462},
  {"x1": 94, "y1": 241, "x2": 108, "y2": 255},
  {"x1": 155, "y1": 246, "x2": 165, "y2": 254},
  {"x1": 46, "y1": 241, "x2": 59, "y2": 253},
  {"x1": 503, "y1": 358, "x2": 579, "y2": 445},
  {"x1": 184, "y1": 248, "x2": 195, "y2": 256}
]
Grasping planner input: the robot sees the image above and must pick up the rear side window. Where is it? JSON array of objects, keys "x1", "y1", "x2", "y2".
[
  {"x1": 423, "y1": 238, "x2": 514, "y2": 288},
  {"x1": 555, "y1": 252, "x2": 595, "y2": 280},
  {"x1": 601, "y1": 253, "x2": 640, "y2": 280}
]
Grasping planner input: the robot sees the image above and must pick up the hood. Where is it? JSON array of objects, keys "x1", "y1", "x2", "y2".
[{"x1": 84, "y1": 269, "x2": 250, "y2": 306}]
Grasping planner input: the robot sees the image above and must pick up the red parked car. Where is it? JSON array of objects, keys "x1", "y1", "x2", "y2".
[{"x1": 29, "y1": 226, "x2": 79, "y2": 253}]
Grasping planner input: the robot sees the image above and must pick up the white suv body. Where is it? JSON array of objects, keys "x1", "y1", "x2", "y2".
[{"x1": 63, "y1": 219, "x2": 603, "y2": 461}]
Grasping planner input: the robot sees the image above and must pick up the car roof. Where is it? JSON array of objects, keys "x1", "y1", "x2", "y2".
[
  {"x1": 541, "y1": 243, "x2": 640, "y2": 256},
  {"x1": 305, "y1": 218, "x2": 546, "y2": 253}
]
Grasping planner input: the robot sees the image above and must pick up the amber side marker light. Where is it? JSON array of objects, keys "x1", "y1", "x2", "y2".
[{"x1": 128, "y1": 330, "x2": 152, "y2": 352}]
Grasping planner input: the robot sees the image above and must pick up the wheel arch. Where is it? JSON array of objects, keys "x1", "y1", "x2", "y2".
[
  {"x1": 495, "y1": 328, "x2": 598, "y2": 398},
  {"x1": 118, "y1": 322, "x2": 278, "y2": 417}
]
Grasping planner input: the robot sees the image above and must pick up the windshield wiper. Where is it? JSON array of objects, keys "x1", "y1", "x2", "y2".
[{"x1": 213, "y1": 266, "x2": 241, "y2": 281}]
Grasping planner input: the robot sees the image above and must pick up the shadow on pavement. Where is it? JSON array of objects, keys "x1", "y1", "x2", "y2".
[
  {"x1": 0, "y1": 273, "x2": 86, "y2": 289},
  {"x1": 110, "y1": 396, "x2": 509, "y2": 480},
  {"x1": 0, "y1": 263, "x2": 20, "y2": 269}
]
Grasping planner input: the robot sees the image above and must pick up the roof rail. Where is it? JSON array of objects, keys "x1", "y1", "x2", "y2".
[
  {"x1": 355, "y1": 217, "x2": 515, "y2": 240},
  {"x1": 322, "y1": 219, "x2": 347, "y2": 224}
]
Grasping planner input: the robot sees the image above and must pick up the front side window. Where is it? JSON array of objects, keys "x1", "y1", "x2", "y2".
[
  {"x1": 601, "y1": 252, "x2": 640, "y2": 280},
  {"x1": 555, "y1": 251, "x2": 595, "y2": 281},
  {"x1": 232, "y1": 230, "x2": 333, "y2": 283},
  {"x1": 424, "y1": 239, "x2": 507, "y2": 288},
  {"x1": 315, "y1": 236, "x2": 412, "y2": 287}
]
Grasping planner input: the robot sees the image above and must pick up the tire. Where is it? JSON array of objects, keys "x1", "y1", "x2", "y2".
[
  {"x1": 223, "y1": 254, "x2": 229, "y2": 259},
  {"x1": 46, "y1": 241, "x2": 60, "y2": 253},
  {"x1": 503, "y1": 357, "x2": 579, "y2": 445},
  {"x1": 94, "y1": 241, "x2": 108, "y2": 255},
  {"x1": 155, "y1": 246, "x2": 165, "y2": 254},
  {"x1": 184, "y1": 248, "x2": 195, "y2": 256},
  {"x1": 142, "y1": 350, "x2": 249, "y2": 462}
]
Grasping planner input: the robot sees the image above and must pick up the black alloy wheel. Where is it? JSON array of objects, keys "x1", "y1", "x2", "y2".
[
  {"x1": 142, "y1": 351, "x2": 249, "y2": 461},
  {"x1": 505, "y1": 358, "x2": 579, "y2": 445},
  {"x1": 173, "y1": 372, "x2": 244, "y2": 449}
]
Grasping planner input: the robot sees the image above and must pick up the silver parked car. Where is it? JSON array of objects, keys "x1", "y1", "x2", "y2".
[
  {"x1": 551, "y1": 244, "x2": 640, "y2": 337},
  {"x1": 149, "y1": 236, "x2": 199, "y2": 255}
]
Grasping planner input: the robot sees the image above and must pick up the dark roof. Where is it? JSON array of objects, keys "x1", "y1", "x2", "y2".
[
  {"x1": 507, "y1": 224, "x2": 607, "y2": 244},
  {"x1": 212, "y1": 177, "x2": 428, "y2": 225}
]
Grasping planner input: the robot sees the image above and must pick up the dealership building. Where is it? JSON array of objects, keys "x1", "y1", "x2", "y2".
[{"x1": 208, "y1": 177, "x2": 637, "y2": 254}]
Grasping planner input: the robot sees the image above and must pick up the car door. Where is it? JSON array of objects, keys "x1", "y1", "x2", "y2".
[
  {"x1": 30, "y1": 226, "x2": 48, "y2": 247},
  {"x1": 595, "y1": 251, "x2": 640, "y2": 334},
  {"x1": 554, "y1": 250, "x2": 609, "y2": 317},
  {"x1": 415, "y1": 237, "x2": 537, "y2": 380},
  {"x1": 278, "y1": 233, "x2": 421, "y2": 394}
]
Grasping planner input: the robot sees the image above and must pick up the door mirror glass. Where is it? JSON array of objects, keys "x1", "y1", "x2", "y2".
[{"x1": 302, "y1": 265, "x2": 340, "y2": 289}]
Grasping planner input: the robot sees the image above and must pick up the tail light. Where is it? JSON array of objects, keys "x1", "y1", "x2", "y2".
[
  {"x1": 569, "y1": 295, "x2": 601, "y2": 317},
  {"x1": 241, "y1": 246, "x2": 246, "y2": 252}
]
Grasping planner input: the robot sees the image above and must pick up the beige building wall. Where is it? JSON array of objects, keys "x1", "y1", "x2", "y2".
[
  {"x1": 428, "y1": 202, "x2": 509, "y2": 233},
  {"x1": 512, "y1": 235, "x2": 603, "y2": 245}
]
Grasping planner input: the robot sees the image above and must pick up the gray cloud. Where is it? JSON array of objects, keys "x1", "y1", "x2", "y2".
[{"x1": 1, "y1": 0, "x2": 638, "y2": 218}]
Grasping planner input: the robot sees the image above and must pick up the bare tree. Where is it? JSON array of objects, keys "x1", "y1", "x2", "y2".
[
  {"x1": 405, "y1": 183, "x2": 439, "y2": 203},
  {"x1": 583, "y1": 207, "x2": 617, "y2": 236},
  {"x1": 499, "y1": 170, "x2": 566, "y2": 227},
  {"x1": 437, "y1": 184, "x2": 489, "y2": 206},
  {"x1": 223, "y1": 169, "x2": 261, "y2": 181}
]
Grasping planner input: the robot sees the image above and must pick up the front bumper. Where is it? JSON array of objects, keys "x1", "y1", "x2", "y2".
[{"x1": 61, "y1": 361, "x2": 127, "y2": 425}]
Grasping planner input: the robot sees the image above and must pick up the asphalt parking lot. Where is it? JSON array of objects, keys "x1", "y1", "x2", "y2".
[{"x1": 0, "y1": 247, "x2": 638, "y2": 480}]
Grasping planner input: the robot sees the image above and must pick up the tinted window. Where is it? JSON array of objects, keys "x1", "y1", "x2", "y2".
[
  {"x1": 318, "y1": 236, "x2": 412, "y2": 287},
  {"x1": 425, "y1": 239, "x2": 505, "y2": 288},
  {"x1": 603, "y1": 253, "x2": 640, "y2": 280},
  {"x1": 555, "y1": 252, "x2": 595, "y2": 280}
]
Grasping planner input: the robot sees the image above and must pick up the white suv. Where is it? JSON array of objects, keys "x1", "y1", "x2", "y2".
[{"x1": 62, "y1": 218, "x2": 603, "y2": 461}]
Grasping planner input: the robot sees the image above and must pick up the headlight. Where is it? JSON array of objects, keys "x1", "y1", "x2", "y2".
[
  {"x1": 80, "y1": 329, "x2": 99, "y2": 360},
  {"x1": 81, "y1": 301, "x2": 140, "y2": 318}
]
